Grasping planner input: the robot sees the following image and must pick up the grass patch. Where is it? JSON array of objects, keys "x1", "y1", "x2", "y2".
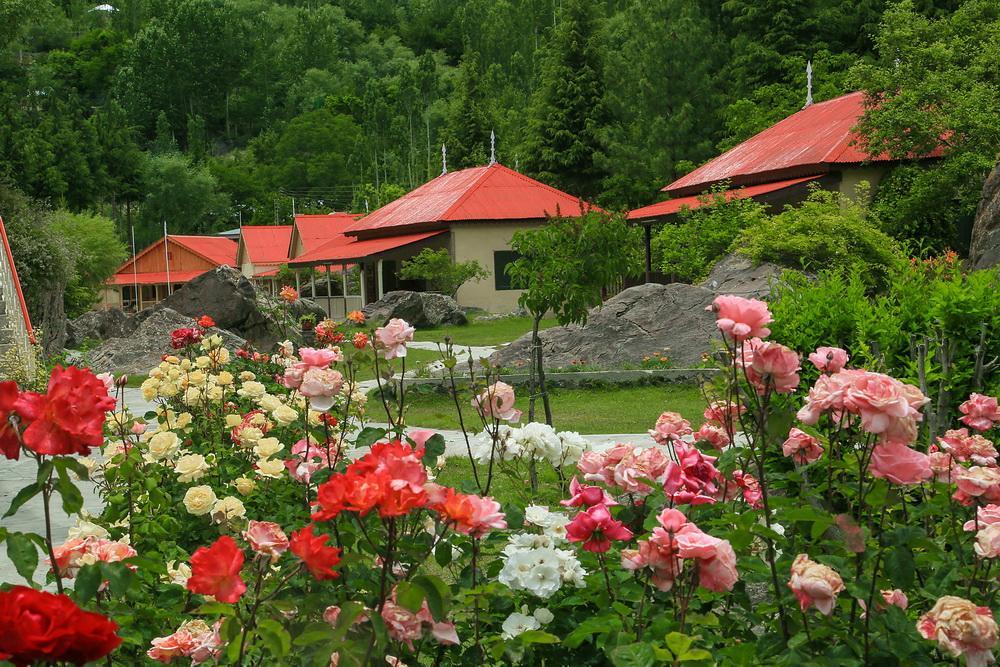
[
  {"x1": 411, "y1": 315, "x2": 559, "y2": 347},
  {"x1": 393, "y1": 383, "x2": 707, "y2": 434},
  {"x1": 350, "y1": 347, "x2": 442, "y2": 382}
]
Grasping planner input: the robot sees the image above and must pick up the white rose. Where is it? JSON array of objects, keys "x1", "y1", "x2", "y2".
[
  {"x1": 256, "y1": 458, "x2": 285, "y2": 479},
  {"x1": 183, "y1": 485, "x2": 218, "y2": 516},
  {"x1": 216, "y1": 370, "x2": 234, "y2": 386},
  {"x1": 211, "y1": 496, "x2": 246, "y2": 524},
  {"x1": 163, "y1": 560, "x2": 192, "y2": 586},
  {"x1": 533, "y1": 608, "x2": 554, "y2": 624},
  {"x1": 272, "y1": 404, "x2": 299, "y2": 426},
  {"x1": 239, "y1": 371, "x2": 256, "y2": 381},
  {"x1": 238, "y1": 381, "x2": 266, "y2": 399},
  {"x1": 175, "y1": 453, "x2": 211, "y2": 483},
  {"x1": 501, "y1": 612, "x2": 540, "y2": 639},
  {"x1": 254, "y1": 437, "x2": 283, "y2": 459},
  {"x1": 147, "y1": 431, "x2": 181, "y2": 461},
  {"x1": 258, "y1": 394, "x2": 282, "y2": 412}
]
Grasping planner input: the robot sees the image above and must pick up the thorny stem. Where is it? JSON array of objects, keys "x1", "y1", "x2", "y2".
[
  {"x1": 38, "y1": 459, "x2": 64, "y2": 594},
  {"x1": 597, "y1": 551, "x2": 615, "y2": 602},
  {"x1": 377, "y1": 518, "x2": 396, "y2": 611}
]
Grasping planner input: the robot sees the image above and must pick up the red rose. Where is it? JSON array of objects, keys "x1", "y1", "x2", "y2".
[
  {"x1": 0, "y1": 380, "x2": 22, "y2": 460},
  {"x1": 15, "y1": 366, "x2": 115, "y2": 457},
  {"x1": 170, "y1": 327, "x2": 203, "y2": 349},
  {"x1": 0, "y1": 585, "x2": 121, "y2": 665},
  {"x1": 290, "y1": 525, "x2": 341, "y2": 580},
  {"x1": 187, "y1": 536, "x2": 247, "y2": 603}
]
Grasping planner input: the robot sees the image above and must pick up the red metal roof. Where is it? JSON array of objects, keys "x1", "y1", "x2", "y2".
[
  {"x1": 289, "y1": 231, "x2": 447, "y2": 267},
  {"x1": 240, "y1": 226, "x2": 292, "y2": 265},
  {"x1": 664, "y1": 92, "x2": 931, "y2": 196},
  {"x1": 168, "y1": 236, "x2": 238, "y2": 266},
  {"x1": 0, "y1": 216, "x2": 34, "y2": 344},
  {"x1": 107, "y1": 270, "x2": 209, "y2": 286},
  {"x1": 346, "y1": 163, "x2": 595, "y2": 236},
  {"x1": 292, "y1": 213, "x2": 359, "y2": 255},
  {"x1": 628, "y1": 176, "x2": 820, "y2": 221}
]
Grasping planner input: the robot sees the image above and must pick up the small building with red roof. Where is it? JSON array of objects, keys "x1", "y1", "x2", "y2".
[
  {"x1": 100, "y1": 235, "x2": 238, "y2": 311},
  {"x1": 289, "y1": 162, "x2": 595, "y2": 312},
  {"x1": 235, "y1": 225, "x2": 293, "y2": 294},
  {"x1": 627, "y1": 91, "x2": 938, "y2": 280}
]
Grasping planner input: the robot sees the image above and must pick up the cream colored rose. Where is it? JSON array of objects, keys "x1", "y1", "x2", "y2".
[
  {"x1": 163, "y1": 560, "x2": 191, "y2": 586},
  {"x1": 141, "y1": 378, "x2": 159, "y2": 401},
  {"x1": 211, "y1": 347, "x2": 230, "y2": 365},
  {"x1": 239, "y1": 427, "x2": 264, "y2": 444},
  {"x1": 211, "y1": 496, "x2": 246, "y2": 524},
  {"x1": 147, "y1": 431, "x2": 181, "y2": 461},
  {"x1": 67, "y1": 517, "x2": 110, "y2": 540},
  {"x1": 216, "y1": 371, "x2": 234, "y2": 386},
  {"x1": 164, "y1": 355, "x2": 180, "y2": 364},
  {"x1": 167, "y1": 367, "x2": 181, "y2": 380},
  {"x1": 195, "y1": 355, "x2": 212, "y2": 368},
  {"x1": 258, "y1": 394, "x2": 282, "y2": 412},
  {"x1": 233, "y1": 477, "x2": 256, "y2": 495},
  {"x1": 256, "y1": 458, "x2": 285, "y2": 479},
  {"x1": 179, "y1": 359, "x2": 193, "y2": 371},
  {"x1": 206, "y1": 386, "x2": 224, "y2": 402},
  {"x1": 183, "y1": 387, "x2": 202, "y2": 405},
  {"x1": 272, "y1": 405, "x2": 299, "y2": 426},
  {"x1": 225, "y1": 414, "x2": 243, "y2": 428},
  {"x1": 175, "y1": 453, "x2": 211, "y2": 483},
  {"x1": 188, "y1": 370, "x2": 207, "y2": 386},
  {"x1": 254, "y1": 437, "x2": 283, "y2": 459},
  {"x1": 183, "y1": 485, "x2": 218, "y2": 516},
  {"x1": 174, "y1": 412, "x2": 193, "y2": 429},
  {"x1": 201, "y1": 334, "x2": 224, "y2": 350},
  {"x1": 239, "y1": 371, "x2": 256, "y2": 382},
  {"x1": 238, "y1": 381, "x2": 266, "y2": 399},
  {"x1": 307, "y1": 410, "x2": 323, "y2": 426}
]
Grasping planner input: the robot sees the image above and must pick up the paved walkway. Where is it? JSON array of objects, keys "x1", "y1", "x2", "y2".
[{"x1": 0, "y1": 341, "x2": 653, "y2": 587}]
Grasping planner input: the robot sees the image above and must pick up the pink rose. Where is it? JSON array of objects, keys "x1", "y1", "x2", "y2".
[
  {"x1": 975, "y1": 524, "x2": 1000, "y2": 559},
  {"x1": 298, "y1": 347, "x2": 338, "y2": 369},
  {"x1": 960, "y1": 393, "x2": 1000, "y2": 432},
  {"x1": 938, "y1": 428, "x2": 998, "y2": 466},
  {"x1": 929, "y1": 449, "x2": 961, "y2": 483},
  {"x1": 881, "y1": 589, "x2": 908, "y2": 610},
  {"x1": 917, "y1": 596, "x2": 998, "y2": 666},
  {"x1": 561, "y1": 476, "x2": 617, "y2": 507},
  {"x1": 566, "y1": 503, "x2": 633, "y2": 553},
  {"x1": 299, "y1": 368, "x2": 344, "y2": 411},
  {"x1": 788, "y1": 554, "x2": 844, "y2": 616},
  {"x1": 782, "y1": 427, "x2": 824, "y2": 465},
  {"x1": 693, "y1": 423, "x2": 730, "y2": 449},
  {"x1": 707, "y1": 295, "x2": 772, "y2": 341},
  {"x1": 614, "y1": 446, "x2": 672, "y2": 496},
  {"x1": 243, "y1": 521, "x2": 290, "y2": 560},
  {"x1": 808, "y1": 346, "x2": 849, "y2": 373},
  {"x1": 373, "y1": 318, "x2": 415, "y2": 360},
  {"x1": 472, "y1": 382, "x2": 521, "y2": 423},
  {"x1": 745, "y1": 341, "x2": 800, "y2": 394},
  {"x1": 703, "y1": 401, "x2": 746, "y2": 431},
  {"x1": 648, "y1": 412, "x2": 692, "y2": 445},
  {"x1": 868, "y1": 441, "x2": 932, "y2": 485},
  {"x1": 964, "y1": 505, "x2": 1000, "y2": 532},
  {"x1": 844, "y1": 372, "x2": 917, "y2": 436},
  {"x1": 955, "y1": 467, "x2": 1000, "y2": 505},
  {"x1": 407, "y1": 429, "x2": 437, "y2": 450},
  {"x1": 698, "y1": 539, "x2": 739, "y2": 592}
]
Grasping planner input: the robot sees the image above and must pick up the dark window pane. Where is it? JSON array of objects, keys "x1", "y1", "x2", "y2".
[{"x1": 494, "y1": 251, "x2": 521, "y2": 291}]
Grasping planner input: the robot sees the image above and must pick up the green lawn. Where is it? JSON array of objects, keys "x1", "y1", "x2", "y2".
[
  {"x1": 412, "y1": 315, "x2": 559, "y2": 347},
  {"x1": 394, "y1": 383, "x2": 707, "y2": 434}
]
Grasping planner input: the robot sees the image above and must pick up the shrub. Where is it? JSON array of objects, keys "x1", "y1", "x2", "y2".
[
  {"x1": 399, "y1": 247, "x2": 489, "y2": 297},
  {"x1": 736, "y1": 186, "x2": 904, "y2": 286},
  {"x1": 655, "y1": 190, "x2": 768, "y2": 282}
]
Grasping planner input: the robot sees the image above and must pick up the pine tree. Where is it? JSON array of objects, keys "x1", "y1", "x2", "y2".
[
  {"x1": 153, "y1": 111, "x2": 177, "y2": 154},
  {"x1": 440, "y1": 50, "x2": 490, "y2": 170},
  {"x1": 522, "y1": 0, "x2": 607, "y2": 200}
]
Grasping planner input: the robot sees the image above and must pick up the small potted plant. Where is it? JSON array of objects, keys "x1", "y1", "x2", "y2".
[{"x1": 299, "y1": 314, "x2": 317, "y2": 344}]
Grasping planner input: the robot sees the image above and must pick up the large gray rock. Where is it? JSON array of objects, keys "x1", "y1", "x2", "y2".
[
  {"x1": 154, "y1": 266, "x2": 325, "y2": 348},
  {"x1": 86, "y1": 307, "x2": 246, "y2": 375},
  {"x1": 363, "y1": 291, "x2": 467, "y2": 327},
  {"x1": 700, "y1": 253, "x2": 783, "y2": 298},
  {"x1": 970, "y1": 162, "x2": 1000, "y2": 270},
  {"x1": 66, "y1": 308, "x2": 129, "y2": 348},
  {"x1": 490, "y1": 283, "x2": 717, "y2": 371}
]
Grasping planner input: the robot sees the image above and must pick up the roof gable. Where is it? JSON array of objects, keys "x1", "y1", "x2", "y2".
[
  {"x1": 290, "y1": 213, "x2": 359, "y2": 257},
  {"x1": 238, "y1": 225, "x2": 293, "y2": 266},
  {"x1": 346, "y1": 163, "x2": 594, "y2": 236},
  {"x1": 665, "y1": 92, "x2": 892, "y2": 196},
  {"x1": 169, "y1": 235, "x2": 238, "y2": 266}
]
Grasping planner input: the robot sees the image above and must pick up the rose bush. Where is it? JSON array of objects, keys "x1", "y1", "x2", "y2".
[{"x1": 1, "y1": 295, "x2": 999, "y2": 665}]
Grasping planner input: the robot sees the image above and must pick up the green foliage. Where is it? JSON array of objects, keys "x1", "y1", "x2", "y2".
[
  {"x1": 655, "y1": 191, "x2": 769, "y2": 282},
  {"x1": 508, "y1": 211, "x2": 641, "y2": 326},
  {"x1": 399, "y1": 247, "x2": 489, "y2": 296},
  {"x1": 138, "y1": 152, "x2": 229, "y2": 244},
  {"x1": 736, "y1": 187, "x2": 904, "y2": 285},
  {"x1": 49, "y1": 210, "x2": 127, "y2": 316}
]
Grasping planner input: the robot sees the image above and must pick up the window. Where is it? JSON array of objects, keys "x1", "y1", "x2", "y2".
[{"x1": 494, "y1": 251, "x2": 521, "y2": 291}]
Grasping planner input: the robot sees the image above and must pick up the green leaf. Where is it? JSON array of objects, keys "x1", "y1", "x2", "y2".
[
  {"x1": 257, "y1": 619, "x2": 292, "y2": 658},
  {"x1": 3, "y1": 482, "x2": 42, "y2": 518},
  {"x1": 665, "y1": 632, "x2": 693, "y2": 657},
  {"x1": 56, "y1": 467, "x2": 84, "y2": 514},
  {"x1": 354, "y1": 427, "x2": 386, "y2": 448},
  {"x1": 99, "y1": 561, "x2": 136, "y2": 596},
  {"x1": 35, "y1": 460, "x2": 54, "y2": 484},
  {"x1": 411, "y1": 574, "x2": 450, "y2": 621},
  {"x1": 6, "y1": 532, "x2": 38, "y2": 583},
  {"x1": 419, "y1": 433, "x2": 446, "y2": 466},
  {"x1": 395, "y1": 580, "x2": 425, "y2": 613},
  {"x1": 332, "y1": 602, "x2": 365, "y2": 641},
  {"x1": 434, "y1": 539, "x2": 452, "y2": 567},
  {"x1": 517, "y1": 630, "x2": 560, "y2": 645},
  {"x1": 679, "y1": 648, "x2": 714, "y2": 662},
  {"x1": 564, "y1": 616, "x2": 621, "y2": 649},
  {"x1": 55, "y1": 457, "x2": 91, "y2": 481},
  {"x1": 75, "y1": 563, "x2": 103, "y2": 601},
  {"x1": 194, "y1": 601, "x2": 237, "y2": 616},
  {"x1": 609, "y1": 642, "x2": 656, "y2": 667}
]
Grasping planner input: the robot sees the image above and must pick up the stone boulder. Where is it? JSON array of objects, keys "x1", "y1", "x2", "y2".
[
  {"x1": 490, "y1": 283, "x2": 717, "y2": 371},
  {"x1": 699, "y1": 253, "x2": 783, "y2": 298},
  {"x1": 154, "y1": 266, "x2": 325, "y2": 348},
  {"x1": 362, "y1": 291, "x2": 467, "y2": 327},
  {"x1": 66, "y1": 308, "x2": 129, "y2": 348},
  {"x1": 970, "y1": 162, "x2": 1000, "y2": 270},
  {"x1": 86, "y1": 307, "x2": 246, "y2": 375}
]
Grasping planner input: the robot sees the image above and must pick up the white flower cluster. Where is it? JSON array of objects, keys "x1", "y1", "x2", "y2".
[
  {"x1": 501, "y1": 606, "x2": 555, "y2": 639},
  {"x1": 497, "y1": 533, "x2": 586, "y2": 599},
  {"x1": 469, "y1": 423, "x2": 589, "y2": 468},
  {"x1": 524, "y1": 505, "x2": 570, "y2": 542}
]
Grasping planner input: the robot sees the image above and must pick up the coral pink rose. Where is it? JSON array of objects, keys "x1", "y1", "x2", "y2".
[
  {"x1": 745, "y1": 341, "x2": 800, "y2": 394},
  {"x1": 242, "y1": 521, "x2": 290, "y2": 561},
  {"x1": 955, "y1": 467, "x2": 1000, "y2": 505},
  {"x1": 373, "y1": 318, "x2": 415, "y2": 360},
  {"x1": 298, "y1": 347, "x2": 338, "y2": 369},
  {"x1": 707, "y1": 295, "x2": 772, "y2": 341},
  {"x1": 844, "y1": 372, "x2": 918, "y2": 436},
  {"x1": 648, "y1": 411, "x2": 692, "y2": 445},
  {"x1": 808, "y1": 346, "x2": 849, "y2": 373},
  {"x1": 960, "y1": 393, "x2": 1000, "y2": 432},
  {"x1": 939, "y1": 428, "x2": 998, "y2": 466},
  {"x1": 407, "y1": 429, "x2": 437, "y2": 450},
  {"x1": 882, "y1": 589, "x2": 909, "y2": 609},
  {"x1": 693, "y1": 423, "x2": 730, "y2": 449},
  {"x1": 964, "y1": 505, "x2": 1000, "y2": 532},
  {"x1": 703, "y1": 401, "x2": 746, "y2": 430},
  {"x1": 869, "y1": 441, "x2": 932, "y2": 486},
  {"x1": 614, "y1": 446, "x2": 672, "y2": 496},
  {"x1": 975, "y1": 524, "x2": 1000, "y2": 559},
  {"x1": 928, "y1": 448, "x2": 961, "y2": 483},
  {"x1": 782, "y1": 428, "x2": 824, "y2": 465},
  {"x1": 299, "y1": 368, "x2": 344, "y2": 411},
  {"x1": 472, "y1": 382, "x2": 521, "y2": 423},
  {"x1": 917, "y1": 596, "x2": 998, "y2": 667},
  {"x1": 698, "y1": 539, "x2": 739, "y2": 592},
  {"x1": 788, "y1": 554, "x2": 844, "y2": 615}
]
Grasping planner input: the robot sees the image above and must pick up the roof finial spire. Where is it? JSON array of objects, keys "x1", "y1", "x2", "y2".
[
  {"x1": 803, "y1": 60, "x2": 813, "y2": 108},
  {"x1": 441, "y1": 144, "x2": 447, "y2": 175},
  {"x1": 489, "y1": 129, "x2": 496, "y2": 165}
]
